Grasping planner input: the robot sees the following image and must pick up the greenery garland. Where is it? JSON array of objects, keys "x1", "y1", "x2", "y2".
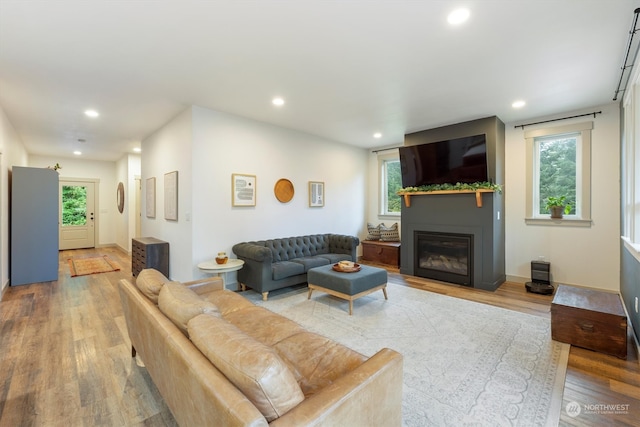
[{"x1": 397, "y1": 181, "x2": 502, "y2": 194}]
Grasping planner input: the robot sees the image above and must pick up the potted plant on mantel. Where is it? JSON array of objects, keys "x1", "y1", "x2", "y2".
[{"x1": 545, "y1": 196, "x2": 571, "y2": 219}]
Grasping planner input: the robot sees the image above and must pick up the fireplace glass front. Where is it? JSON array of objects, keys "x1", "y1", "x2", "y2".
[{"x1": 414, "y1": 231, "x2": 473, "y2": 286}]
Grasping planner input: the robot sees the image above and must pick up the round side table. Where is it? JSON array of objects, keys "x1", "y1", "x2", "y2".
[{"x1": 197, "y1": 258, "x2": 244, "y2": 289}]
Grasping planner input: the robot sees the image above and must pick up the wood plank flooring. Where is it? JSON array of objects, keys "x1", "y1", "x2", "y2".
[{"x1": 0, "y1": 248, "x2": 638, "y2": 426}]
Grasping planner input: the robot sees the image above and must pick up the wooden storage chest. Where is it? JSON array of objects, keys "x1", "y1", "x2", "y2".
[
  {"x1": 361, "y1": 241, "x2": 401, "y2": 267},
  {"x1": 132, "y1": 237, "x2": 170, "y2": 278},
  {"x1": 551, "y1": 285, "x2": 627, "y2": 359}
]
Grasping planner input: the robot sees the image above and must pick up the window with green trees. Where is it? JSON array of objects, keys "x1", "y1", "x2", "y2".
[
  {"x1": 525, "y1": 121, "x2": 592, "y2": 225},
  {"x1": 536, "y1": 134, "x2": 577, "y2": 215},
  {"x1": 62, "y1": 185, "x2": 87, "y2": 226},
  {"x1": 380, "y1": 155, "x2": 402, "y2": 215}
]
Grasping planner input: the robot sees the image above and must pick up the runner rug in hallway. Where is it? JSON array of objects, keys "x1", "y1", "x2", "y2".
[
  {"x1": 244, "y1": 283, "x2": 570, "y2": 427},
  {"x1": 68, "y1": 255, "x2": 121, "y2": 277}
]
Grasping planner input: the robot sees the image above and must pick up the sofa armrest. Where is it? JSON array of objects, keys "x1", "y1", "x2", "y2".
[
  {"x1": 328, "y1": 234, "x2": 360, "y2": 261},
  {"x1": 232, "y1": 242, "x2": 273, "y2": 262},
  {"x1": 184, "y1": 277, "x2": 224, "y2": 296},
  {"x1": 271, "y1": 348, "x2": 403, "y2": 427}
]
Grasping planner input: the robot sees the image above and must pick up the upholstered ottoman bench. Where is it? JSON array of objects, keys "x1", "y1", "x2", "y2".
[{"x1": 307, "y1": 264, "x2": 388, "y2": 315}]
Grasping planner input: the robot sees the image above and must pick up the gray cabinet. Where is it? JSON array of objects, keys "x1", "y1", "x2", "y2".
[
  {"x1": 132, "y1": 237, "x2": 169, "y2": 277},
  {"x1": 11, "y1": 166, "x2": 59, "y2": 285}
]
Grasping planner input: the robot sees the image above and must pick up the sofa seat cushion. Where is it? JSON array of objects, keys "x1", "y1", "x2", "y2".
[
  {"x1": 136, "y1": 268, "x2": 170, "y2": 303},
  {"x1": 204, "y1": 289, "x2": 255, "y2": 316},
  {"x1": 291, "y1": 256, "x2": 330, "y2": 272},
  {"x1": 272, "y1": 261, "x2": 305, "y2": 280},
  {"x1": 273, "y1": 331, "x2": 367, "y2": 397},
  {"x1": 158, "y1": 281, "x2": 220, "y2": 335},
  {"x1": 317, "y1": 253, "x2": 352, "y2": 264},
  {"x1": 224, "y1": 306, "x2": 305, "y2": 347},
  {"x1": 188, "y1": 314, "x2": 305, "y2": 422}
]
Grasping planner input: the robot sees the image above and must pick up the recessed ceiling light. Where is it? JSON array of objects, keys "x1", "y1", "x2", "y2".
[
  {"x1": 84, "y1": 109, "x2": 99, "y2": 118},
  {"x1": 133, "y1": 147, "x2": 142, "y2": 153},
  {"x1": 512, "y1": 100, "x2": 526, "y2": 108},
  {"x1": 272, "y1": 97, "x2": 285, "y2": 106},
  {"x1": 448, "y1": 8, "x2": 470, "y2": 25},
  {"x1": 373, "y1": 132, "x2": 382, "y2": 139},
  {"x1": 73, "y1": 151, "x2": 82, "y2": 155}
]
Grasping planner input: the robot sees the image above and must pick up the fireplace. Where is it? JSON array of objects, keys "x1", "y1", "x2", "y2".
[{"x1": 414, "y1": 231, "x2": 473, "y2": 286}]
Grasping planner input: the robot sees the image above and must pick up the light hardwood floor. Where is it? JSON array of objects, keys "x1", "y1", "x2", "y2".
[{"x1": 0, "y1": 247, "x2": 638, "y2": 426}]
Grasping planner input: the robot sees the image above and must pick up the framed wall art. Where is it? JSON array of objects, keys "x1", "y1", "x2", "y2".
[
  {"x1": 309, "y1": 181, "x2": 324, "y2": 207},
  {"x1": 164, "y1": 171, "x2": 178, "y2": 220},
  {"x1": 232, "y1": 173, "x2": 256, "y2": 207},
  {"x1": 146, "y1": 177, "x2": 156, "y2": 218}
]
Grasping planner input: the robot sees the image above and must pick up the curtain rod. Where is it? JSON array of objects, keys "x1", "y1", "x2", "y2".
[
  {"x1": 513, "y1": 111, "x2": 601, "y2": 129},
  {"x1": 371, "y1": 146, "x2": 402, "y2": 153},
  {"x1": 613, "y1": 8, "x2": 640, "y2": 101}
]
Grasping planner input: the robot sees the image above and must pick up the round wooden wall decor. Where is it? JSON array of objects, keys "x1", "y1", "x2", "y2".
[
  {"x1": 117, "y1": 182, "x2": 125, "y2": 213},
  {"x1": 274, "y1": 178, "x2": 294, "y2": 203}
]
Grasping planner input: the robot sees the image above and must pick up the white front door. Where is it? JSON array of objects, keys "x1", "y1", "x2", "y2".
[{"x1": 59, "y1": 180, "x2": 96, "y2": 250}]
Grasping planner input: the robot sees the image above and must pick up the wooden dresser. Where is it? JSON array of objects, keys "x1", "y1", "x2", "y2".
[
  {"x1": 361, "y1": 241, "x2": 401, "y2": 267},
  {"x1": 132, "y1": 237, "x2": 170, "y2": 278},
  {"x1": 551, "y1": 284, "x2": 627, "y2": 359}
]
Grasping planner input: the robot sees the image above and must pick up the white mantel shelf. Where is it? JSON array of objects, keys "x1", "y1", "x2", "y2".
[{"x1": 398, "y1": 189, "x2": 496, "y2": 208}]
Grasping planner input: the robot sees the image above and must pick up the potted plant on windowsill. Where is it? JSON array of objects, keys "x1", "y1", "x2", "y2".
[{"x1": 545, "y1": 196, "x2": 571, "y2": 219}]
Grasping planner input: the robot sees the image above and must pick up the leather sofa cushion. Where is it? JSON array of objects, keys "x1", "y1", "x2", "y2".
[
  {"x1": 290, "y1": 256, "x2": 330, "y2": 272},
  {"x1": 158, "y1": 281, "x2": 220, "y2": 335},
  {"x1": 273, "y1": 331, "x2": 367, "y2": 396},
  {"x1": 272, "y1": 261, "x2": 305, "y2": 280},
  {"x1": 136, "y1": 268, "x2": 170, "y2": 303},
  {"x1": 224, "y1": 306, "x2": 305, "y2": 347},
  {"x1": 188, "y1": 313, "x2": 304, "y2": 422},
  {"x1": 204, "y1": 289, "x2": 255, "y2": 316}
]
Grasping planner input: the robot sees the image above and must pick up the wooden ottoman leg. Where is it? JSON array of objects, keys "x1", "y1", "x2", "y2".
[
  {"x1": 307, "y1": 286, "x2": 314, "y2": 299},
  {"x1": 262, "y1": 291, "x2": 269, "y2": 301},
  {"x1": 383, "y1": 285, "x2": 388, "y2": 300}
]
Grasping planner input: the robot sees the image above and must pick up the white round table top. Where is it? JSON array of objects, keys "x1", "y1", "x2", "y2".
[{"x1": 197, "y1": 258, "x2": 244, "y2": 272}]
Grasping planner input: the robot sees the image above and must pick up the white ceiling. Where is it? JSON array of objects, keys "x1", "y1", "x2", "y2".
[{"x1": 0, "y1": 1, "x2": 638, "y2": 161}]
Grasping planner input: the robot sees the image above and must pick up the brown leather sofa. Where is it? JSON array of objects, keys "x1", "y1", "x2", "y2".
[{"x1": 118, "y1": 269, "x2": 403, "y2": 426}]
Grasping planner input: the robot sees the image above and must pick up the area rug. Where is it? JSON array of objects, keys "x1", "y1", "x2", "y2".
[
  {"x1": 68, "y1": 255, "x2": 121, "y2": 277},
  {"x1": 244, "y1": 284, "x2": 569, "y2": 427}
]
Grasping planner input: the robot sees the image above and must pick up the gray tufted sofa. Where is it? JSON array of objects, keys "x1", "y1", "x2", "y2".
[{"x1": 232, "y1": 234, "x2": 359, "y2": 300}]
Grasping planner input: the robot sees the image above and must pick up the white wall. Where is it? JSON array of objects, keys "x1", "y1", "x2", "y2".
[
  {"x1": 0, "y1": 105, "x2": 28, "y2": 293},
  {"x1": 141, "y1": 106, "x2": 368, "y2": 284},
  {"x1": 141, "y1": 108, "x2": 193, "y2": 281},
  {"x1": 29, "y1": 155, "x2": 118, "y2": 247},
  {"x1": 504, "y1": 103, "x2": 620, "y2": 291},
  {"x1": 115, "y1": 154, "x2": 141, "y2": 252}
]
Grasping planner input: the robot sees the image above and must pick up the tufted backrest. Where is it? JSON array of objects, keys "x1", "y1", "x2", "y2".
[{"x1": 265, "y1": 235, "x2": 330, "y2": 262}]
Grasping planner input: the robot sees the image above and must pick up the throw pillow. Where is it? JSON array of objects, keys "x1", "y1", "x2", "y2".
[
  {"x1": 158, "y1": 281, "x2": 220, "y2": 335},
  {"x1": 188, "y1": 313, "x2": 305, "y2": 422},
  {"x1": 136, "y1": 268, "x2": 170, "y2": 303},
  {"x1": 380, "y1": 223, "x2": 400, "y2": 241},
  {"x1": 366, "y1": 222, "x2": 384, "y2": 240}
]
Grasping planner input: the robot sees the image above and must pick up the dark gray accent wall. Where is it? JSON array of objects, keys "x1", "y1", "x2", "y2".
[{"x1": 400, "y1": 116, "x2": 505, "y2": 291}]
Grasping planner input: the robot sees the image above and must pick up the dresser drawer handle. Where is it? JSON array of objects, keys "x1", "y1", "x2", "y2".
[
  {"x1": 377, "y1": 248, "x2": 383, "y2": 255},
  {"x1": 579, "y1": 322, "x2": 594, "y2": 332}
]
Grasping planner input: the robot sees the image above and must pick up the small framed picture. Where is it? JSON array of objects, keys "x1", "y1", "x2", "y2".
[
  {"x1": 146, "y1": 177, "x2": 156, "y2": 218},
  {"x1": 164, "y1": 171, "x2": 178, "y2": 221},
  {"x1": 232, "y1": 174, "x2": 256, "y2": 206},
  {"x1": 309, "y1": 181, "x2": 324, "y2": 207}
]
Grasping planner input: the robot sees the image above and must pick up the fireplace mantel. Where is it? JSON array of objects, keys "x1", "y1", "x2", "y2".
[{"x1": 397, "y1": 189, "x2": 496, "y2": 208}]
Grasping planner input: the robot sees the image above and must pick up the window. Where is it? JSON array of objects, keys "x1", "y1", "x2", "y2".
[
  {"x1": 525, "y1": 122, "x2": 592, "y2": 226},
  {"x1": 622, "y1": 78, "x2": 640, "y2": 257},
  {"x1": 379, "y1": 152, "x2": 402, "y2": 216}
]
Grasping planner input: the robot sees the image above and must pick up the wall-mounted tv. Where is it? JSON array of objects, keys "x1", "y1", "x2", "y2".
[{"x1": 399, "y1": 134, "x2": 488, "y2": 187}]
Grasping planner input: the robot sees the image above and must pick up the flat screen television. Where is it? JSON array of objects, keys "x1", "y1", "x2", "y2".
[{"x1": 399, "y1": 134, "x2": 488, "y2": 187}]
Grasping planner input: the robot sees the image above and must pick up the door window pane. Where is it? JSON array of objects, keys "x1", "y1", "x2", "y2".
[{"x1": 62, "y1": 185, "x2": 87, "y2": 226}]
